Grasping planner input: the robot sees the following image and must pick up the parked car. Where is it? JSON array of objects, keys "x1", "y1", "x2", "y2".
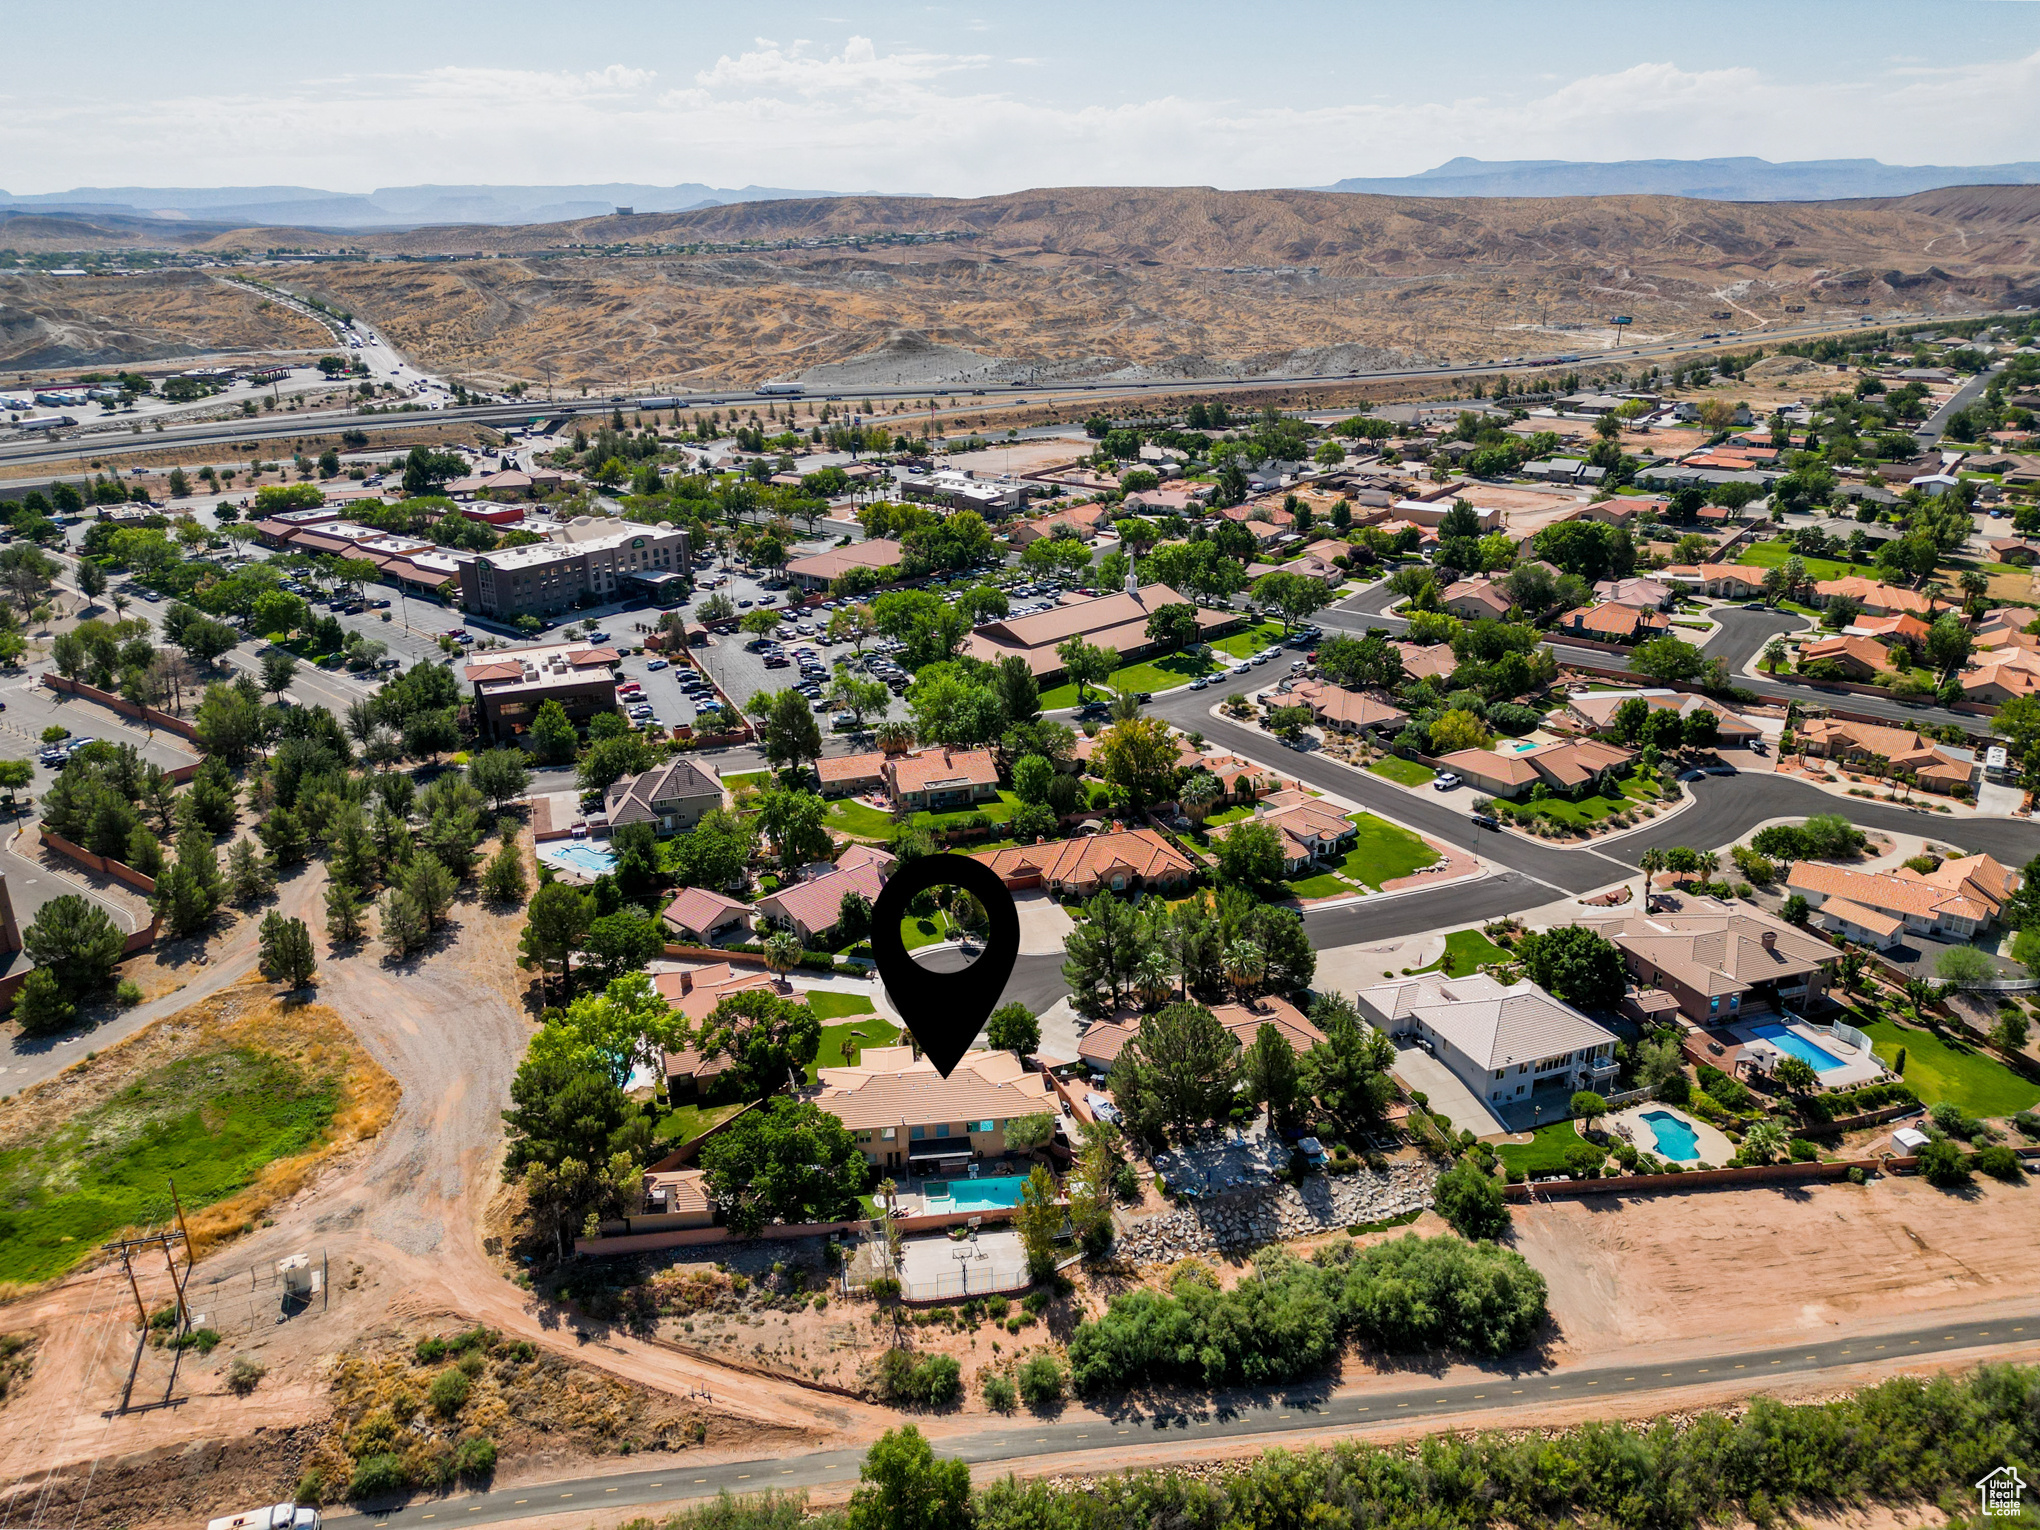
[
  {"x1": 1471, "y1": 813, "x2": 1501, "y2": 830},
  {"x1": 1433, "y1": 772, "x2": 1461, "y2": 790},
  {"x1": 646, "y1": 657, "x2": 668, "y2": 670}
]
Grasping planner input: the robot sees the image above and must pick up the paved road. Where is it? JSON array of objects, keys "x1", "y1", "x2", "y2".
[
  {"x1": 334, "y1": 1311, "x2": 2040, "y2": 1528},
  {"x1": 1916, "y1": 363, "x2": 2000, "y2": 446},
  {"x1": 0, "y1": 311, "x2": 1981, "y2": 470}
]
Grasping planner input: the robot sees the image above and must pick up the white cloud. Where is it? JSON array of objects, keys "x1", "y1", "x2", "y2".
[{"x1": 3, "y1": 38, "x2": 2037, "y2": 196}]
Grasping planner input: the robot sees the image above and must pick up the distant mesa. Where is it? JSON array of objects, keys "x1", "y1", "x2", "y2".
[{"x1": 1315, "y1": 156, "x2": 2040, "y2": 202}]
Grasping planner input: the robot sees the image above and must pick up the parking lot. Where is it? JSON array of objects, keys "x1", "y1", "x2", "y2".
[{"x1": 0, "y1": 676, "x2": 200, "y2": 794}]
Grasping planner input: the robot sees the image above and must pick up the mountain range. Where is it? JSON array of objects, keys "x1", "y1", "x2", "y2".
[{"x1": 1317, "y1": 156, "x2": 2040, "y2": 201}]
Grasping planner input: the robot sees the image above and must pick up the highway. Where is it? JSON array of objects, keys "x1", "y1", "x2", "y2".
[
  {"x1": 332, "y1": 1311, "x2": 2040, "y2": 1528},
  {"x1": 0, "y1": 308, "x2": 1989, "y2": 473}
]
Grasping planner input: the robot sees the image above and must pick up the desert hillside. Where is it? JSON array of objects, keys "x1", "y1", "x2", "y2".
[{"x1": 6, "y1": 185, "x2": 2039, "y2": 384}]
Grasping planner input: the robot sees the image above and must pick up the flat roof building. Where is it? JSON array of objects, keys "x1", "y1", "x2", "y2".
[{"x1": 459, "y1": 517, "x2": 690, "y2": 619}]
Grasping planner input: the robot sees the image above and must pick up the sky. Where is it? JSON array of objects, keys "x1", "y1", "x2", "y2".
[{"x1": 6, "y1": 0, "x2": 2040, "y2": 196}]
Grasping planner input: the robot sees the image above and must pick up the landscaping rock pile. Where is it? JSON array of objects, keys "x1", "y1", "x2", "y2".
[{"x1": 1116, "y1": 1163, "x2": 1436, "y2": 1264}]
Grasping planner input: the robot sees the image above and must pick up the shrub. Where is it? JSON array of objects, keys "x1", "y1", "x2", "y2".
[
  {"x1": 981, "y1": 1373, "x2": 1017, "y2": 1413},
  {"x1": 452, "y1": 1435, "x2": 498, "y2": 1482},
  {"x1": 415, "y1": 1336, "x2": 448, "y2": 1363},
  {"x1": 1847, "y1": 1166, "x2": 1867, "y2": 1185},
  {"x1": 428, "y1": 1366, "x2": 472, "y2": 1418},
  {"x1": 226, "y1": 1356, "x2": 267, "y2": 1395},
  {"x1": 1433, "y1": 1155, "x2": 1510, "y2": 1240},
  {"x1": 1016, "y1": 1354, "x2": 1065, "y2": 1409},
  {"x1": 347, "y1": 1454, "x2": 410, "y2": 1501},
  {"x1": 1974, "y1": 1145, "x2": 2024, "y2": 1182},
  {"x1": 876, "y1": 1348, "x2": 962, "y2": 1407},
  {"x1": 2015, "y1": 1111, "x2": 2040, "y2": 1138},
  {"x1": 1788, "y1": 1138, "x2": 1818, "y2": 1162},
  {"x1": 293, "y1": 1471, "x2": 324, "y2": 1507},
  {"x1": 115, "y1": 977, "x2": 142, "y2": 1007},
  {"x1": 1916, "y1": 1137, "x2": 1971, "y2": 1188}
]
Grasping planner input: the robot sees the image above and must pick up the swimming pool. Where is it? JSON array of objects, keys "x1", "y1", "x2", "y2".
[
  {"x1": 539, "y1": 842, "x2": 619, "y2": 877},
  {"x1": 922, "y1": 1174, "x2": 1031, "y2": 1212},
  {"x1": 1749, "y1": 1021, "x2": 1846, "y2": 1073},
  {"x1": 1640, "y1": 1109, "x2": 1700, "y2": 1161}
]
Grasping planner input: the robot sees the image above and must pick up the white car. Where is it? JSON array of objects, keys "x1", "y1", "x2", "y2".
[
  {"x1": 1433, "y1": 772, "x2": 1461, "y2": 791},
  {"x1": 1231, "y1": 661, "x2": 1252, "y2": 674},
  {"x1": 627, "y1": 703, "x2": 655, "y2": 719},
  {"x1": 646, "y1": 657, "x2": 668, "y2": 670}
]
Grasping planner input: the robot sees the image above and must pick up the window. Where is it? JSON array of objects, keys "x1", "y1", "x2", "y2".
[
  {"x1": 973, "y1": 1119, "x2": 994, "y2": 1134},
  {"x1": 881, "y1": 1127, "x2": 895, "y2": 1140},
  {"x1": 910, "y1": 1125, "x2": 925, "y2": 1140},
  {"x1": 1492, "y1": 1069, "x2": 1504, "y2": 1080},
  {"x1": 1709, "y1": 997, "x2": 1720, "y2": 1014},
  {"x1": 935, "y1": 1123, "x2": 949, "y2": 1138}
]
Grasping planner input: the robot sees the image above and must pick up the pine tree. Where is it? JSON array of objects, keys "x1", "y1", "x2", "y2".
[
  {"x1": 226, "y1": 837, "x2": 274, "y2": 905},
  {"x1": 378, "y1": 887, "x2": 425, "y2": 956},
  {"x1": 258, "y1": 912, "x2": 317, "y2": 989},
  {"x1": 404, "y1": 854, "x2": 456, "y2": 929},
  {"x1": 480, "y1": 841, "x2": 527, "y2": 904},
  {"x1": 325, "y1": 882, "x2": 366, "y2": 943}
]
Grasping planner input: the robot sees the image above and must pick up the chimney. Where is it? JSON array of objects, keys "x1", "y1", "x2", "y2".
[{"x1": 1760, "y1": 930, "x2": 1776, "y2": 950}]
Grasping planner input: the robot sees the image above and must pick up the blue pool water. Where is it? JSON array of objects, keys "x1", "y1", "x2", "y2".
[
  {"x1": 541, "y1": 842, "x2": 619, "y2": 877},
  {"x1": 1640, "y1": 1109, "x2": 1700, "y2": 1161},
  {"x1": 1749, "y1": 1021, "x2": 1846, "y2": 1073},
  {"x1": 923, "y1": 1174, "x2": 1031, "y2": 1212}
]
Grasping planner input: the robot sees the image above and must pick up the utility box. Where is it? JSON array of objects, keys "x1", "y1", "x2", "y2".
[{"x1": 277, "y1": 1255, "x2": 317, "y2": 1301}]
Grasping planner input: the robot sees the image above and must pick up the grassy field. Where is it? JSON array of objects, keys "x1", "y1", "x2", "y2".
[
  {"x1": 1107, "y1": 651, "x2": 1219, "y2": 693},
  {"x1": 901, "y1": 911, "x2": 962, "y2": 951},
  {"x1": 1496, "y1": 1120, "x2": 1592, "y2": 1176},
  {"x1": 824, "y1": 798, "x2": 895, "y2": 837},
  {"x1": 1734, "y1": 541, "x2": 1876, "y2": 582},
  {"x1": 1497, "y1": 770, "x2": 1659, "y2": 826},
  {"x1": 1860, "y1": 1016, "x2": 2040, "y2": 1118},
  {"x1": 721, "y1": 770, "x2": 771, "y2": 793},
  {"x1": 805, "y1": 995, "x2": 896, "y2": 1080},
  {"x1": 1212, "y1": 621, "x2": 1290, "y2": 659},
  {"x1": 913, "y1": 789, "x2": 1022, "y2": 831},
  {"x1": 1338, "y1": 812, "x2": 1440, "y2": 887},
  {"x1": 1367, "y1": 755, "x2": 1436, "y2": 787},
  {"x1": 1037, "y1": 681, "x2": 1115, "y2": 710},
  {"x1": 0, "y1": 1044, "x2": 339, "y2": 1288},
  {"x1": 651, "y1": 1100, "x2": 746, "y2": 1145},
  {"x1": 1418, "y1": 929, "x2": 1513, "y2": 977}
]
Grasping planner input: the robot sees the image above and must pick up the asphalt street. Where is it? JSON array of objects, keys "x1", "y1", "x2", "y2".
[{"x1": 334, "y1": 1311, "x2": 2040, "y2": 1529}]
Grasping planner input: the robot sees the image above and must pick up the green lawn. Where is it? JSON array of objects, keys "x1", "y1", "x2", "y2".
[
  {"x1": 1367, "y1": 755, "x2": 1436, "y2": 788},
  {"x1": 901, "y1": 911, "x2": 961, "y2": 951},
  {"x1": 1283, "y1": 871, "x2": 1353, "y2": 899},
  {"x1": 1497, "y1": 769, "x2": 1659, "y2": 826},
  {"x1": 913, "y1": 789, "x2": 1022, "y2": 831},
  {"x1": 651, "y1": 1100, "x2": 746, "y2": 1145},
  {"x1": 1496, "y1": 1120, "x2": 1593, "y2": 1177},
  {"x1": 1420, "y1": 929, "x2": 1512, "y2": 977},
  {"x1": 805, "y1": 996, "x2": 897, "y2": 1080},
  {"x1": 1860, "y1": 1016, "x2": 2040, "y2": 1119},
  {"x1": 721, "y1": 770, "x2": 770, "y2": 793},
  {"x1": 824, "y1": 797, "x2": 895, "y2": 837},
  {"x1": 1212, "y1": 621, "x2": 1290, "y2": 659},
  {"x1": 1107, "y1": 651, "x2": 1221, "y2": 693},
  {"x1": 0, "y1": 1044, "x2": 338, "y2": 1287},
  {"x1": 1735, "y1": 541, "x2": 1876, "y2": 582},
  {"x1": 1336, "y1": 812, "x2": 1440, "y2": 887},
  {"x1": 1038, "y1": 680, "x2": 1115, "y2": 710}
]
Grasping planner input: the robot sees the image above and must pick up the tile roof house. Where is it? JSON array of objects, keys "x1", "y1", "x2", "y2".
[
  {"x1": 1661, "y1": 564, "x2": 1766, "y2": 600},
  {"x1": 1960, "y1": 653, "x2": 2040, "y2": 704},
  {"x1": 1432, "y1": 748, "x2": 1541, "y2": 800},
  {"x1": 660, "y1": 886, "x2": 753, "y2": 944},
  {"x1": 784, "y1": 538, "x2": 907, "y2": 592},
  {"x1": 1811, "y1": 577, "x2": 1937, "y2": 618},
  {"x1": 1592, "y1": 576, "x2": 1675, "y2": 610},
  {"x1": 1794, "y1": 719, "x2": 1972, "y2": 793},
  {"x1": 1396, "y1": 641, "x2": 1458, "y2": 682},
  {"x1": 1355, "y1": 972, "x2": 1618, "y2": 1113},
  {"x1": 603, "y1": 757, "x2": 724, "y2": 834},
  {"x1": 754, "y1": 847, "x2": 897, "y2": 944},
  {"x1": 1441, "y1": 577, "x2": 1512, "y2": 622},
  {"x1": 1289, "y1": 680, "x2": 1409, "y2": 736},
  {"x1": 815, "y1": 749, "x2": 889, "y2": 799},
  {"x1": 1211, "y1": 792, "x2": 1358, "y2": 874},
  {"x1": 1580, "y1": 906, "x2": 1835, "y2": 1024},
  {"x1": 655, "y1": 963, "x2": 777, "y2": 1099},
  {"x1": 1438, "y1": 739, "x2": 1635, "y2": 800},
  {"x1": 1557, "y1": 602, "x2": 1671, "y2": 643},
  {"x1": 1078, "y1": 994, "x2": 1326, "y2": 1073},
  {"x1": 1562, "y1": 688, "x2": 1759, "y2": 745},
  {"x1": 637, "y1": 1167, "x2": 715, "y2": 1228},
  {"x1": 961, "y1": 581, "x2": 1235, "y2": 678},
  {"x1": 883, "y1": 747, "x2": 1000, "y2": 812},
  {"x1": 1847, "y1": 612, "x2": 1934, "y2": 647},
  {"x1": 813, "y1": 1046, "x2": 1063, "y2": 1172},
  {"x1": 974, "y1": 827, "x2": 1199, "y2": 896},
  {"x1": 1785, "y1": 853, "x2": 2018, "y2": 945},
  {"x1": 1795, "y1": 634, "x2": 1889, "y2": 681}
]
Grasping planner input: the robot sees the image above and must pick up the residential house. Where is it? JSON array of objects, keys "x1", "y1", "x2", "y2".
[
  {"x1": 1247, "y1": 553, "x2": 1343, "y2": 589},
  {"x1": 974, "y1": 827, "x2": 1199, "y2": 896},
  {"x1": 1810, "y1": 576, "x2": 1938, "y2": 618},
  {"x1": 1441, "y1": 577, "x2": 1512, "y2": 622},
  {"x1": 637, "y1": 1168, "x2": 715, "y2": 1229},
  {"x1": 1217, "y1": 500, "x2": 1296, "y2": 545},
  {"x1": 1785, "y1": 853, "x2": 2018, "y2": 947},
  {"x1": 1848, "y1": 612, "x2": 1934, "y2": 648},
  {"x1": 656, "y1": 963, "x2": 776, "y2": 1100},
  {"x1": 815, "y1": 749, "x2": 889, "y2": 799},
  {"x1": 1661, "y1": 564, "x2": 1766, "y2": 600},
  {"x1": 1795, "y1": 634, "x2": 1888, "y2": 681},
  {"x1": 1794, "y1": 718, "x2": 1972, "y2": 793},
  {"x1": 1581, "y1": 906, "x2": 1835, "y2": 1025},
  {"x1": 1355, "y1": 972, "x2": 1619, "y2": 1114},
  {"x1": 961, "y1": 579, "x2": 1237, "y2": 679},
  {"x1": 753, "y1": 845, "x2": 897, "y2": 945},
  {"x1": 1219, "y1": 790, "x2": 1358, "y2": 874},
  {"x1": 660, "y1": 886, "x2": 753, "y2": 944},
  {"x1": 603, "y1": 757, "x2": 724, "y2": 835},
  {"x1": 1396, "y1": 641, "x2": 1458, "y2": 682},
  {"x1": 884, "y1": 747, "x2": 1000, "y2": 813},
  {"x1": 1592, "y1": 575, "x2": 1675, "y2": 610},
  {"x1": 1433, "y1": 738, "x2": 1635, "y2": 801},
  {"x1": 1078, "y1": 993, "x2": 1325, "y2": 1074},
  {"x1": 1562, "y1": 688, "x2": 1759, "y2": 747},
  {"x1": 1288, "y1": 680, "x2": 1409, "y2": 738},
  {"x1": 1006, "y1": 509, "x2": 1105, "y2": 548},
  {"x1": 1556, "y1": 603, "x2": 1670, "y2": 644},
  {"x1": 814, "y1": 1046, "x2": 1065, "y2": 1173}
]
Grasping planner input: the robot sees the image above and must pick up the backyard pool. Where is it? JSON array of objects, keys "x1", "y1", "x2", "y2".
[
  {"x1": 1640, "y1": 1109, "x2": 1700, "y2": 1161},
  {"x1": 1750, "y1": 1022, "x2": 1846, "y2": 1073},
  {"x1": 922, "y1": 1174, "x2": 1031, "y2": 1212},
  {"x1": 539, "y1": 842, "x2": 619, "y2": 877}
]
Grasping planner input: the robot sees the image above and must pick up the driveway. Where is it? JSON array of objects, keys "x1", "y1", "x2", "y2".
[
  {"x1": 1013, "y1": 891, "x2": 1075, "y2": 955},
  {"x1": 1388, "y1": 1040, "x2": 1508, "y2": 1139}
]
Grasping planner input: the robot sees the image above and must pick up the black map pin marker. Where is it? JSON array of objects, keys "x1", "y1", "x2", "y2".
[{"x1": 868, "y1": 852, "x2": 1021, "y2": 1078}]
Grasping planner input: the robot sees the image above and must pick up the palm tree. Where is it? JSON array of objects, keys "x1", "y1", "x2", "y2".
[
  {"x1": 1695, "y1": 849, "x2": 1720, "y2": 880},
  {"x1": 762, "y1": 928, "x2": 803, "y2": 988},
  {"x1": 1637, "y1": 847, "x2": 1667, "y2": 913},
  {"x1": 1762, "y1": 636, "x2": 1788, "y2": 674},
  {"x1": 1222, "y1": 938, "x2": 1266, "y2": 1002},
  {"x1": 1740, "y1": 1119, "x2": 1786, "y2": 1165},
  {"x1": 1134, "y1": 948, "x2": 1175, "y2": 1011}
]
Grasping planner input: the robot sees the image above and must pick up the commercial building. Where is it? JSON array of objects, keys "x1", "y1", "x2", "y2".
[
  {"x1": 815, "y1": 1045, "x2": 1065, "y2": 1173},
  {"x1": 784, "y1": 538, "x2": 907, "y2": 592},
  {"x1": 961, "y1": 578, "x2": 1237, "y2": 679},
  {"x1": 896, "y1": 468, "x2": 1028, "y2": 515},
  {"x1": 463, "y1": 641, "x2": 622, "y2": 742},
  {"x1": 458, "y1": 517, "x2": 691, "y2": 619},
  {"x1": 1355, "y1": 972, "x2": 1619, "y2": 1114}
]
